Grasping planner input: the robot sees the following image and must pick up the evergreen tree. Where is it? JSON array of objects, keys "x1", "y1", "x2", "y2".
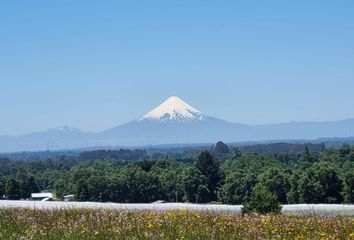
[
  {"x1": 233, "y1": 148, "x2": 242, "y2": 158},
  {"x1": 5, "y1": 177, "x2": 20, "y2": 200},
  {"x1": 298, "y1": 145, "x2": 314, "y2": 168},
  {"x1": 287, "y1": 170, "x2": 301, "y2": 204},
  {"x1": 0, "y1": 176, "x2": 5, "y2": 198},
  {"x1": 196, "y1": 151, "x2": 220, "y2": 202}
]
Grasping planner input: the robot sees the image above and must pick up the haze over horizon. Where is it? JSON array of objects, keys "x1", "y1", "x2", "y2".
[{"x1": 1, "y1": 1, "x2": 354, "y2": 135}]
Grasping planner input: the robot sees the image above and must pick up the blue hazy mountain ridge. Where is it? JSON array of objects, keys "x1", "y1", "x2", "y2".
[
  {"x1": 99, "y1": 117, "x2": 251, "y2": 146},
  {"x1": 1, "y1": 96, "x2": 354, "y2": 152},
  {"x1": 0, "y1": 126, "x2": 96, "y2": 152}
]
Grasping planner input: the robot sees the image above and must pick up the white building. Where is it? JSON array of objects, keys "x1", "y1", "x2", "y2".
[
  {"x1": 64, "y1": 195, "x2": 75, "y2": 202},
  {"x1": 31, "y1": 193, "x2": 54, "y2": 201}
]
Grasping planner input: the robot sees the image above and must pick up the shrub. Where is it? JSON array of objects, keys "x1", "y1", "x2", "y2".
[{"x1": 242, "y1": 185, "x2": 282, "y2": 214}]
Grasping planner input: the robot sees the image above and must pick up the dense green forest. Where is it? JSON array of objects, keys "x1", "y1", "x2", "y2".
[{"x1": 0, "y1": 144, "x2": 353, "y2": 205}]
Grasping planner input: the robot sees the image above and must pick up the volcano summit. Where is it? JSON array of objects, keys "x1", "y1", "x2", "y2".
[
  {"x1": 140, "y1": 96, "x2": 207, "y2": 123},
  {"x1": 100, "y1": 96, "x2": 238, "y2": 146}
]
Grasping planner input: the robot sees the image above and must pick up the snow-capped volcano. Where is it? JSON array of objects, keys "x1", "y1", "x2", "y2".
[
  {"x1": 3, "y1": 95, "x2": 354, "y2": 152},
  {"x1": 140, "y1": 96, "x2": 207, "y2": 122}
]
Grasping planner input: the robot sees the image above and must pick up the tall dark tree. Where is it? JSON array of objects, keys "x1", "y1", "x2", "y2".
[
  {"x1": 75, "y1": 178, "x2": 89, "y2": 201},
  {"x1": 195, "y1": 151, "x2": 220, "y2": 202},
  {"x1": 54, "y1": 178, "x2": 67, "y2": 200},
  {"x1": 0, "y1": 176, "x2": 5, "y2": 198},
  {"x1": 287, "y1": 170, "x2": 301, "y2": 204},
  {"x1": 23, "y1": 176, "x2": 39, "y2": 198},
  {"x1": 5, "y1": 177, "x2": 20, "y2": 200},
  {"x1": 233, "y1": 148, "x2": 242, "y2": 158},
  {"x1": 298, "y1": 145, "x2": 315, "y2": 168}
]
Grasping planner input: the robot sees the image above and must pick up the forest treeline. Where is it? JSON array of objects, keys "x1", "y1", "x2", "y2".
[{"x1": 0, "y1": 144, "x2": 353, "y2": 204}]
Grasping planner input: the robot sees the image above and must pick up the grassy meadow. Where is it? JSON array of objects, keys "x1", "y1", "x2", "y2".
[{"x1": 0, "y1": 208, "x2": 353, "y2": 240}]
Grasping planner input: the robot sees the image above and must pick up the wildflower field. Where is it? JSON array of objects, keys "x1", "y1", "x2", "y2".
[{"x1": 0, "y1": 209, "x2": 353, "y2": 240}]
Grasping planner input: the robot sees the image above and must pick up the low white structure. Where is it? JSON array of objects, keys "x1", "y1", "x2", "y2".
[
  {"x1": 31, "y1": 193, "x2": 54, "y2": 201},
  {"x1": 64, "y1": 195, "x2": 75, "y2": 202},
  {"x1": 0, "y1": 202, "x2": 353, "y2": 216}
]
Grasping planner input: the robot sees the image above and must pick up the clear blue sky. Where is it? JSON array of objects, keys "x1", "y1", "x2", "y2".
[{"x1": 1, "y1": 1, "x2": 354, "y2": 135}]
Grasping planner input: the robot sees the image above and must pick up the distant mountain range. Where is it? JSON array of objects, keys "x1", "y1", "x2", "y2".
[{"x1": 1, "y1": 96, "x2": 354, "y2": 152}]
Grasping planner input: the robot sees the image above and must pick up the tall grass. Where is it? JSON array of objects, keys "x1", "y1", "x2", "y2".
[{"x1": 0, "y1": 208, "x2": 353, "y2": 239}]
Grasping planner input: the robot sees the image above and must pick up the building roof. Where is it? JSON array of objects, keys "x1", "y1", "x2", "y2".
[
  {"x1": 64, "y1": 195, "x2": 75, "y2": 198},
  {"x1": 31, "y1": 193, "x2": 53, "y2": 198}
]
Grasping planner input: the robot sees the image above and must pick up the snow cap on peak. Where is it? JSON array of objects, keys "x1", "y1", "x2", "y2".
[
  {"x1": 141, "y1": 96, "x2": 207, "y2": 122},
  {"x1": 47, "y1": 125, "x2": 81, "y2": 132}
]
